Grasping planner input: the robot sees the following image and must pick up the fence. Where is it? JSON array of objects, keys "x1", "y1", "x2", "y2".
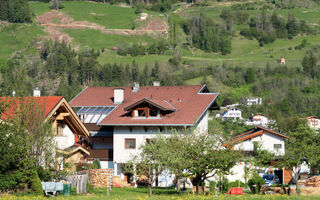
[{"x1": 66, "y1": 174, "x2": 89, "y2": 194}]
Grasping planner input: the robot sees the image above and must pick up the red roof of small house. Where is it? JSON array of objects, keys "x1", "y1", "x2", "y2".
[
  {"x1": 307, "y1": 116, "x2": 319, "y2": 120},
  {"x1": 0, "y1": 96, "x2": 63, "y2": 120},
  {"x1": 224, "y1": 126, "x2": 288, "y2": 147},
  {"x1": 70, "y1": 85, "x2": 218, "y2": 126}
]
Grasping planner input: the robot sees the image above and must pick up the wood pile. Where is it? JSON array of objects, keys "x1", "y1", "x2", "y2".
[
  {"x1": 304, "y1": 176, "x2": 320, "y2": 187},
  {"x1": 112, "y1": 176, "x2": 131, "y2": 187},
  {"x1": 87, "y1": 169, "x2": 113, "y2": 188}
]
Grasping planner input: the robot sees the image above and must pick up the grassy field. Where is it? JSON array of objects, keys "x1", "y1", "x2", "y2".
[
  {"x1": 60, "y1": 1, "x2": 138, "y2": 29},
  {"x1": 63, "y1": 28, "x2": 154, "y2": 50},
  {"x1": 29, "y1": 2, "x2": 51, "y2": 17},
  {"x1": 3, "y1": 187, "x2": 320, "y2": 200},
  {"x1": 0, "y1": 23, "x2": 45, "y2": 65}
]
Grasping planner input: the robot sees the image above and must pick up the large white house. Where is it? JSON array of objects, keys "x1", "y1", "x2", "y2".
[
  {"x1": 224, "y1": 126, "x2": 291, "y2": 184},
  {"x1": 0, "y1": 96, "x2": 90, "y2": 171},
  {"x1": 69, "y1": 84, "x2": 219, "y2": 184}
]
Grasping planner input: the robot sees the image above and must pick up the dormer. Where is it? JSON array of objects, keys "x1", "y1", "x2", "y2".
[{"x1": 124, "y1": 98, "x2": 176, "y2": 119}]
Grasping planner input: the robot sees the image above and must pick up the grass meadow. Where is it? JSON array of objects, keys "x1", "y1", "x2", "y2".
[
  {"x1": 0, "y1": 23, "x2": 45, "y2": 65},
  {"x1": 2, "y1": 187, "x2": 320, "y2": 200}
]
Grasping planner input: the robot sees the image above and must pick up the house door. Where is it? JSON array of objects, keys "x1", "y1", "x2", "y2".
[{"x1": 124, "y1": 173, "x2": 133, "y2": 184}]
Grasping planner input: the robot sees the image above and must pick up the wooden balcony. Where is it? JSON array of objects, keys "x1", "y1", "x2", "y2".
[{"x1": 88, "y1": 149, "x2": 113, "y2": 161}]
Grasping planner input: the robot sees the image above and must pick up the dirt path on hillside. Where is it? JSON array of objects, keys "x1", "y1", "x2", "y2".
[{"x1": 36, "y1": 10, "x2": 168, "y2": 44}]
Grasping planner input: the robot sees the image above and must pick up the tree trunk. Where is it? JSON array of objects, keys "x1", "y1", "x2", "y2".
[
  {"x1": 196, "y1": 182, "x2": 204, "y2": 195},
  {"x1": 148, "y1": 183, "x2": 152, "y2": 197},
  {"x1": 295, "y1": 174, "x2": 300, "y2": 195},
  {"x1": 177, "y1": 178, "x2": 181, "y2": 192}
]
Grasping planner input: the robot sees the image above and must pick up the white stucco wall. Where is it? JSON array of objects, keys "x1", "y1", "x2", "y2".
[
  {"x1": 233, "y1": 133, "x2": 285, "y2": 156},
  {"x1": 195, "y1": 111, "x2": 209, "y2": 134},
  {"x1": 113, "y1": 127, "x2": 171, "y2": 163},
  {"x1": 54, "y1": 124, "x2": 75, "y2": 150}
]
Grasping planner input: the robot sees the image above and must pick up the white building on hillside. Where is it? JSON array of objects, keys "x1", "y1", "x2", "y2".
[
  {"x1": 221, "y1": 107, "x2": 242, "y2": 120},
  {"x1": 306, "y1": 116, "x2": 320, "y2": 131},
  {"x1": 241, "y1": 97, "x2": 262, "y2": 106},
  {"x1": 245, "y1": 114, "x2": 269, "y2": 126}
]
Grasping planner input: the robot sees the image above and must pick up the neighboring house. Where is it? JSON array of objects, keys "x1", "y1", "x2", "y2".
[
  {"x1": 280, "y1": 58, "x2": 286, "y2": 64},
  {"x1": 69, "y1": 84, "x2": 219, "y2": 184},
  {"x1": 224, "y1": 126, "x2": 290, "y2": 184},
  {"x1": 240, "y1": 97, "x2": 262, "y2": 106},
  {"x1": 306, "y1": 116, "x2": 320, "y2": 131},
  {"x1": 0, "y1": 96, "x2": 90, "y2": 171},
  {"x1": 245, "y1": 114, "x2": 269, "y2": 126},
  {"x1": 221, "y1": 107, "x2": 242, "y2": 120}
]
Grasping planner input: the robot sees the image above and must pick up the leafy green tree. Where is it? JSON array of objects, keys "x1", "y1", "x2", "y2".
[
  {"x1": 277, "y1": 124, "x2": 320, "y2": 195},
  {"x1": 124, "y1": 137, "x2": 166, "y2": 197}
]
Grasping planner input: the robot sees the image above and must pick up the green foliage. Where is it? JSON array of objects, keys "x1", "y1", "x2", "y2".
[
  {"x1": 0, "y1": 0, "x2": 32, "y2": 23},
  {"x1": 36, "y1": 166, "x2": 53, "y2": 182},
  {"x1": 93, "y1": 159, "x2": 101, "y2": 169},
  {"x1": 29, "y1": 170, "x2": 43, "y2": 195},
  {"x1": 248, "y1": 173, "x2": 265, "y2": 194},
  {"x1": 185, "y1": 16, "x2": 232, "y2": 54},
  {"x1": 117, "y1": 40, "x2": 169, "y2": 57}
]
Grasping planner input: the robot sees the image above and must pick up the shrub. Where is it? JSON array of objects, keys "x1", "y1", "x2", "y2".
[
  {"x1": 29, "y1": 170, "x2": 43, "y2": 195},
  {"x1": 248, "y1": 173, "x2": 265, "y2": 194},
  {"x1": 93, "y1": 159, "x2": 101, "y2": 169},
  {"x1": 0, "y1": 171, "x2": 24, "y2": 192},
  {"x1": 209, "y1": 181, "x2": 216, "y2": 194},
  {"x1": 217, "y1": 179, "x2": 230, "y2": 193},
  {"x1": 36, "y1": 166, "x2": 53, "y2": 182}
]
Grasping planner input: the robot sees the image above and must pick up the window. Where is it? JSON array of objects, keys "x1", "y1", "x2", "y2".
[
  {"x1": 125, "y1": 139, "x2": 136, "y2": 149},
  {"x1": 274, "y1": 144, "x2": 282, "y2": 149},
  {"x1": 146, "y1": 138, "x2": 151, "y2": 144}
]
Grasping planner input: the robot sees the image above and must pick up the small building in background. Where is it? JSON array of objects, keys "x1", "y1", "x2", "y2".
[
  {"x1": 307, "y1": 116, "x2": 320, "y2": 131},
  {"x1": 246, "y1": 114, "x2": 269, "y2": 127},
  {"x1": 241, "y1": 97, "x2": 262, "y2": 106},
  {"x1": 221, "y1": 107, "x2": 242, "y2": 120},
  {"x1": 280, "y1": 57, "x2": 286, "y2": 64}
]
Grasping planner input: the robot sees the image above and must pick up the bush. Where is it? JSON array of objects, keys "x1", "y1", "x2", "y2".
[
  {"x1": 209, "y1": 181, "x2": 216, "y2": 194},
  {"x1": 229, "y1": 180, "x2": 247, "y2": 188},
  {"x1": 0, "y1": 171, "x2": 24, "y2": 192},
  {"x1": 217, "y1": 179, "x2": 230, "y2": 193},
  {"x1": 93, "y1": 159, "x2": 101, "y2": 169},
  {"x1": 248, "y1": 173, "x2": 265, "y2": 194},
  {"x1": 29, "y1": 170, "x2": 43, "y2": 195},
  {"x1": 36, "y1": 166, "x2": 53, "y2": 182}
]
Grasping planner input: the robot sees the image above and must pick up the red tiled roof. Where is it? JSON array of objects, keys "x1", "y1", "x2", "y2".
[
  {"x1": 225, "y1": 126, "x2": 288, "y2": 147},
  {"x1": 70, "y1": 85, "x2": 218, "y2": 126},
  {"x1": 0, "y1": 96, "x2": 63, "y2": 120}
]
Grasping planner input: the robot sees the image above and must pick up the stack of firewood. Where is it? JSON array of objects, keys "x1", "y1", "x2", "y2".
[
  {"x1": 88, "y1": 169, "x2": 113, "y2": 188},
  {"x1": 304, "y1": 176, "x2": 320, "y2": 187}
]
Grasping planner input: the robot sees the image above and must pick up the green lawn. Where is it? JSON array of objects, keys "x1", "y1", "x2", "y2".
[
  {"x1": 61, "y1": 1, "x2": 138, "y2": 29},
  {"x1": 29, "y1": 1, "x2": 51, "y2": 17},
  {"x1": 63, "y1": 28, "x2": 154, "y2": 51},
  {"x1": 0, "y1": 23, "x2": 45, "y2": 65},
  {"x1": 4, "y1": 187, "x2": 320, "y2": 200}
]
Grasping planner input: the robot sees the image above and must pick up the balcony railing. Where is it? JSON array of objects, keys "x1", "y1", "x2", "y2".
[{"x1": 88, "y1": 149, "x2": 113, "y2": 161}]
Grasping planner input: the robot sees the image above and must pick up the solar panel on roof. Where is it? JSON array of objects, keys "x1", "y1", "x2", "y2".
[{"x1": 77, "y1": 106, "x2": 115, "y2": 115}]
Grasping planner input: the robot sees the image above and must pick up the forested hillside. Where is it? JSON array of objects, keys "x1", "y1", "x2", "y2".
[{"x1": 1, "y1": 0, "x2": 320, "y2": 129}]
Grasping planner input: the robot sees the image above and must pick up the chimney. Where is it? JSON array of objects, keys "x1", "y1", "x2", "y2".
[
  {"x1": 113, "y1": 88, "x2": 124, "y2": 104},
  {"x1": 132, "y1": 82, "x2": 140, "y2": 92},
  {"x1": 153, "y1": 81, "x2": 160, "y2": 86},
  {"x1": 33, "y1": 87, "x2": 41, "y2": 97}
]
